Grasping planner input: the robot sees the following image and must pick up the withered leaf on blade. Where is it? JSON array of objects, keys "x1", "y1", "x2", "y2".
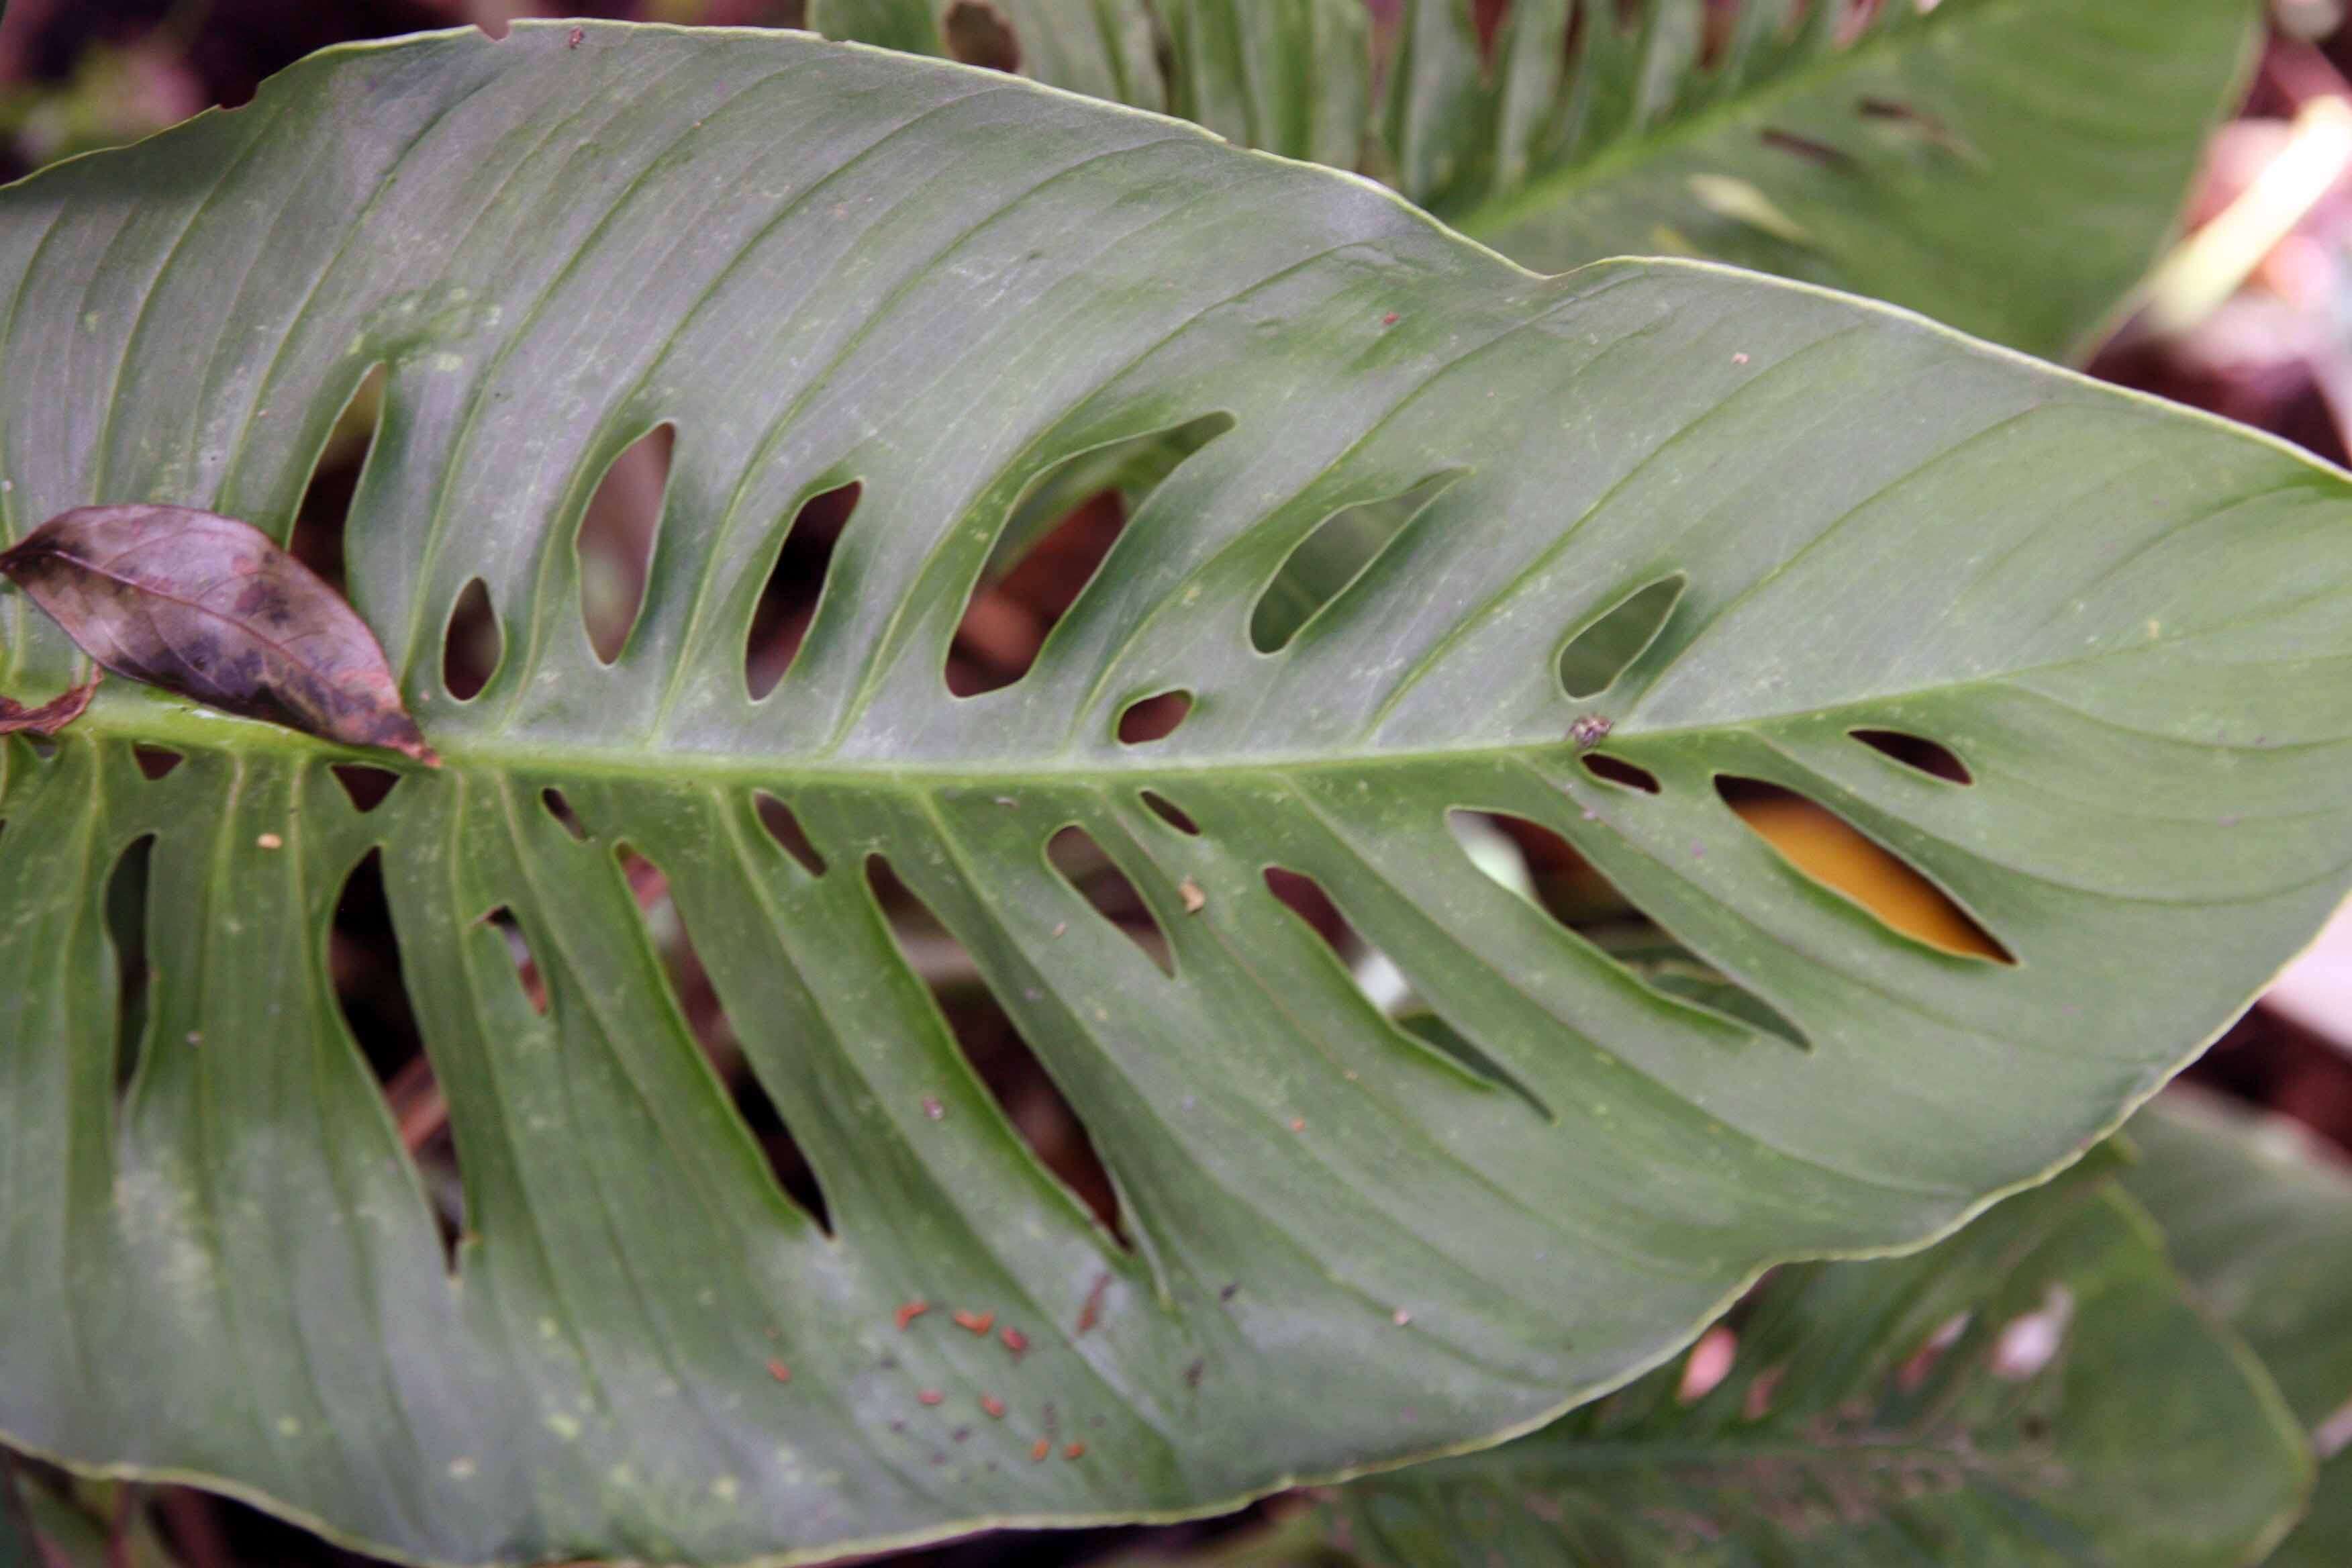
[
  {"x1": 0, "y1": 671, "x2": 99, "y2": 736},
  {"x1": 0, "y1": 504, "x2": 438, "y2": 765}
]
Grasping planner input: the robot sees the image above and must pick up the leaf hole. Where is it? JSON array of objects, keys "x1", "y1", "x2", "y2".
[
  {"x1": 132, "y1": 745, "x2": 183, "y2": 781},
  {"x1": 950, "y1": 414, "x2": 1232, "y2": 696},
  {"x1": 284, "y1": 362, "x2": 385, "y2": 599},
  {"x1": 1579, "y1": 752, "x2": 1659, "y2": 793},
  {"x1": 576, "y1": 422, "x2": 673, "y2": 665},
  {"x1": 540, "y1": 785, "x2": 586, "y2": 840},
  {"x1": 752, "y1": 790, "x2": 827, "y2": 877},
  {"x1": 1558, "y1": 574, "x2": 1685, "y2": 699},
  {"x1": 1116, "y1": 689, "x2": 1191, "y2": 745},
  {"x1": 441, "y1": 577, "x2": 501, "y2": 702},
  {"x1": 479, "y1": 905, "x2": 548, "y2": 1015},
  {"x1": 332, "y1": 849, "x2": 459, "y2": 1267},
  {"x1": 1251, "y1": 469, "x2": 1467, "y2": 653},
  {"x1": 1714, "y1": 777, "x2": 2014, "y2": 963},
  {"x1": 942, "y1": 0, "x2": 1022, "y2": 72},
  {"x1": 1263, "y1": 863, "x2": 1554, "y2": 1120},
  {"x1": 1849, "y1": 728, "x2": 1972, "y2": 785},
  {"x1": 866, "y1": 854, "x2": 1130, "y2": 1248},
  {"x1": 1139, "y1": 789, "x2": 1200, "y2": 836},
  {"x1": 621, "y1": 842, "x2": 832, "y2": 1234},
  {"x1": 1047, "y1": 826, "x2": 1173, "y2": 977},
  {"x1": 746, "y1": 481, "x2": 860, "y2": 700},
  {"x1": 103, "y1": 834, "x2": 155, "y2": 1094},
  {"x1": 1450, "y1": 810, "x2": 1811, "y2": 1048},
  {"x1": 332, "y1": 763, "x2": 399, "y2": 814}
]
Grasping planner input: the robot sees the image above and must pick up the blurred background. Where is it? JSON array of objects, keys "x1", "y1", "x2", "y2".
[{"x1": 4, "y1": 0, "x2": 2352, "y2": 1564}]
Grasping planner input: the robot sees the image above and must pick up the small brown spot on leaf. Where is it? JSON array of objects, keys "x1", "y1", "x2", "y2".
[
  {"x1": 1179, "y1": 877, "x2": 1206, "y2": 914},
  {"x1": 1077, "y1": 1272, "x2": 1111, "y2": 1334},
  {"x1": 0, "y1": 506, "x2": 436, "y2": 763}
]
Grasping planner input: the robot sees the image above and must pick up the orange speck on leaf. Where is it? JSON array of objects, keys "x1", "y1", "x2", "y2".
[
  {"x1": 953, "y1": 1309, "x2": 996, "y2": 1335},
  {"x1": 1000, "y1": 1326, "x2": 1029, "y2": 1357},
  {"x1": 765, "y1": 1359, "x2": 791, "y2": 1383},
  {"x1": 917, "y1": 1389, "x2": 944, "y2": 1406},
  {"x1": 896, "y1": 1300, "x2": 930, "y2": 1330},
  {"x1": 1030, "y1": 1438, "x2": 1051, "y2": 1462},
  {"x1": 1063, "y1": 1442, "x2": 1087, "y2": 1460},
  {"x1": 981, "y1": 1395, "x2": 1006, "y2": 1418}
]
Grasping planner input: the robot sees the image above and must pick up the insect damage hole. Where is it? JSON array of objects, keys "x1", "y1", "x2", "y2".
[
  {"x1": 1850, "y1": 728, "x2": 1973, "y2": 785},
  {"x1": 1251, "y1": 469, "x2": 1467, "y2": 653},
  {"x1": 1265, "y1": 865, "x2": 1553, "y2": 1119},
  {"x1": 283, "y1": 362, "x2": 385, "y2": 599},
  {"x1": 441, "y1": 578, "x2": 501, "y2": 702},
  {"x1": 752, "y1": 791, "x2": 826, "y2": 878},
  {"x1": 1558, "y1": 574, "x2": 1686, "y2": 699},
  {"x1": 1453, "y1": 809, "x2": 1811, "y2": 1048},
  {"x1": 620, "y1": 842, "x2": 832, "y2": 1233},
  {"x1": 1715, "y1": 777, "x2": 2014, "y2": 963},
  {"x1": 1047, "y1": 826, "x2": 1173, "y2": 977},
  {"x1": 332, "y1": 849, "x2": 460, "y2": 1265},
  {"x1": 865, "y1": 855, "x2": 1130, "y2": 1248},
  {"x1": 539, "y1": 786, "x2": 586, "y2": 841},
  {"x1": 746, "y1": 481, "x2": 860, "y2": 701},
  {"x1": 575, "y1": 422, "x2": 673, "y2": 665},
  {"x1": 952, "y1": 414, "x2": 1232, "y2": 697},
  {"x1": 103, "y1": 834, "x2": 156, "y2": 1093}
]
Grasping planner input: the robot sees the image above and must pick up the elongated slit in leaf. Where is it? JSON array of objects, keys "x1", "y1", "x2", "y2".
[
  {"x1": 442, "y1": 578, "x2": 500, "y2": 702},
  {"x1": 538, "y1": 785, "x2": 585, "y2": 840},
  {"x1": 283, "y1": 362, "x2": 385, "y2": 597},
  {"x1": 1715, "y1": 776, "x2": 2014, "y2": 963},
  {"x1": 953, "y1": 413, "x2": 1234, "y2": 695},
  {"x1": 1850, "y1": 728, "x2": 1973, "y2": 784},
  {"x1": 1581, "y1": 752, "x2": 1661, "y2": 793},
  {"x1": 335, "y1": 849, "x2": 458, "y2": 1266},
  {"x1": 1046, "y1": 824, "x2": 1173, "y2": 977},
  {"x1": 104, "y1": 833, "x2": 154, "y2": 1094},
  {"x1": 576, "y1": 422, "x2": 673, "y2": 665},
  {"x1": 1558, "y1": 573, "x2": 1686, "y2": 699},
  {"x1": 1455, "y1": 810, "x2": 1811, "y2": 1048},
  {"x1": 753, "y1": 791, "x2": 826, "y2": 877},
  {"x1": 622, "y1": 842, "x2": 833, "y2": 1234},
  {"x1": 1139, "y1": 789, "x2": 1200, "y2": 836},
  {"x1": 1250, "y1": 469, "x2": 1467, "y2": 653},
  {"x1": 746, "y1": 481, "x2": 860, "y2": 701},
  {"x1": 479, "y1": 905, "x2": 546, "y2": 1015},
  {"x1": 1262, "y1": 865, "x2": 1554, "y2": 1119},
  {"x1": 865, "y1": 854, "x2": 1129, "y2": 1248},
  {"x1": 1116, "y1": 689, "x2": 1191, "y2": 745}
]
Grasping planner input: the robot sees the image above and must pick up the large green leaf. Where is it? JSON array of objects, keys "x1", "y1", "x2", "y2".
[
  {"x1": 814, "y1": 0, "x2": 2257, "y2": 360},
  {"x1": 1312, "y1": 1161, "x2": 2312, "y2": 1567},
  {"x1": 2121, "y1": 1091, "x2": 2352, "y2": 1567},
  {"x1": 4, "y1": 21, "x2": 2351, "y2": 1565}
]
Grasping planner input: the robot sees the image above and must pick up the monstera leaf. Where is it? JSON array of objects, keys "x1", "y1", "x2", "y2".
[
  {"x1": 1303, "y1": 1157, "x2": 2312, "y2": 1567},
  {"x1": 815, "y1": 0, "x2": 2255, "y2": 361},
  {"x1": 4, "y1": 21, "x2": 2352, "y2": 1567},
  {"x1": 2122, "y1": 1091, "x2": 2352, "y2": 1567}
]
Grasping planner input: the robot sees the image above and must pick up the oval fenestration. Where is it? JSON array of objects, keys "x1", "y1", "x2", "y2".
[{"x1": 1, "y1": 23, "x2": 2350, "y2": 1568}]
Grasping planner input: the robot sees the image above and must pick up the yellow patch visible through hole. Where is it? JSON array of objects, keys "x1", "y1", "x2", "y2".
[{"x1": 1732, "y1": 795, "x2": 2008, "y2": 961}]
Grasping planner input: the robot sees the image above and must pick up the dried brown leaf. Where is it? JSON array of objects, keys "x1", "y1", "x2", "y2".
[
  {"x1": 0, "y1": 670, "x2": 99, "y2": 736},
  {"x1": 0, "y1": 504, "x2": 437, "y2": 765}
]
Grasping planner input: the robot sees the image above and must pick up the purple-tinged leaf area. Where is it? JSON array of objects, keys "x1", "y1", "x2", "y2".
[{"x1": 0, "y1": 505, "x2": 436, "y2": 765}]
